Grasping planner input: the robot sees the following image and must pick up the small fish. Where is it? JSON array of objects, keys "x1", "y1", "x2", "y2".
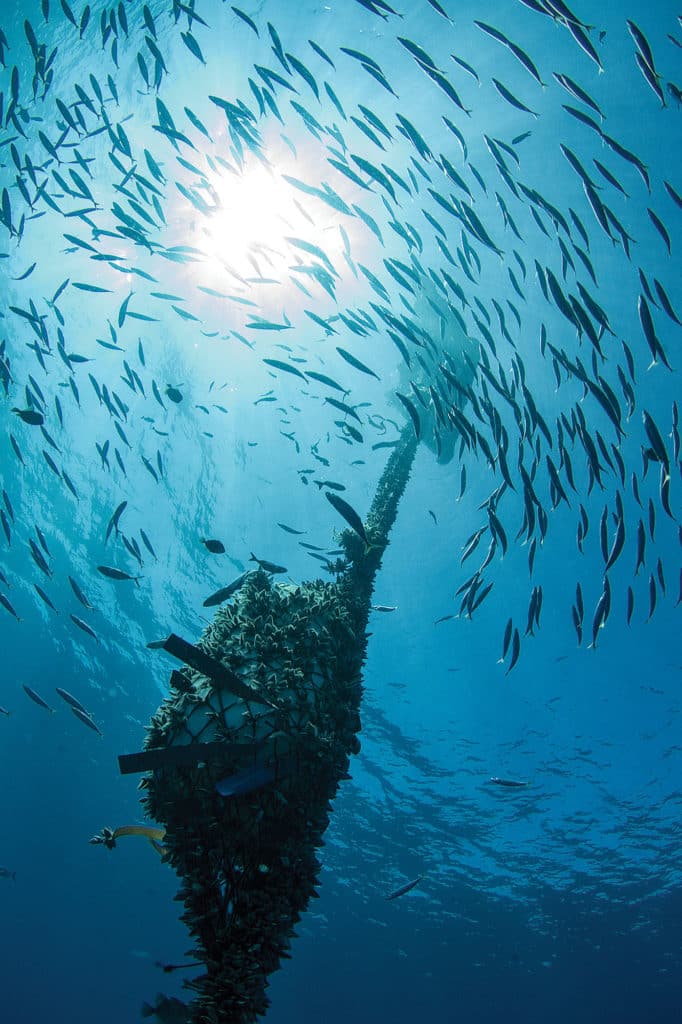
[
  {"x1": 646, "y1": 573, "x2": 657, "y2": 622},
  {"x1": 371, "y1": 605, "x2": 397, "y2": 612},
  {"x1": 55, "y1": 687, "x2": 90, "y2": 715},
  {"x1": 506, "y1": 628, "x2": 521, "y2": 674},
  {"x1": 263, "y1": 358, "x2": 307, "y2": 381},
  {"x1": 34, "y1": 584, "x2": 58, "y2": 614},
  {"x1": 140, "y1": 530, "x2": 157, "y2": 559},
  {"x1": 68, "y1": 576, "x2": 93, "y2": 609},
  {"x1": 325, "y1": 397, "x2": 362, "y2": 424},
  {"x1": 141, "y1": 994, "x2": 189, "y2": 1022},
  {"x1": 492, "y1": 78, "x2": 537, "y2": 117},
  {"x1": 249, "y1": 553, "x2": 287, "y2": 574},
  {"x1": 70, "y1": 614, "x2": 101, "y2": 643},
  {"x1": 71, "y1": 705, "x2": 102, "y2": 736},
  {"x1": 97, "y1": 565, "x2": 140, "y2": 583},
  {"x1": 105, "y1": 500, "x2": 127, "y2": 541},
  {"x1": 325, "y1": 492, "x2": 369, "y2": 546},
  {"x1": 0, "y1": 591, "x2": 20, "y2": 621},
  {"x1": 314, "y1": 480, "x2": 346, "y2": 491},
  {"x1": 231, "y1": 6, "x2": 259, "y2": 36},
  {"x1": 215, "y1": 764, "x2": 276, "y2": 798},
  {"x1": 498, "y1": 618, "x2": 513, "y2": 663},
  {"x1": 336, "y1": 347, "x2": 380, "y2": 380},
  {"x1": 489, "y1": 777, "x2": 530, "y2": 788},
  {"x1": 395, "y1": 392, "x2": 421, "y2": 439},
  {"x1": 277, "y1": 523, "x2": 306, "y2": 535},
  {"x1": 385, "y1": 875, "x2": 422, "y2": 900},
  {"x1": 203, "y1": 572, "x2": 252, "y2": 608},
  {"x1": 0, "y1": 867, "x2": 16, "y2": 880},
  {"x1": 12, "y1": 407, "x2": 44, "y2": 425},
  {"x1": 201, "y1": 538, "x2": 226, "y2": 554},
  {"x1": 22, "y1": 683, "x2": 55, "y2": 713}
]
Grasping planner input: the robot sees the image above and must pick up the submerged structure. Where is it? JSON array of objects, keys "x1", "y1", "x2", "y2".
[
  {"x1": 115, "y1": 284, "x2": 474, "y2": 1022},
  {"x1": 3, "y1": 1, "x2": 679, "y2": 1021},
  {"x1": 131, "y1": 429, "x2": 416, "y2": 1022}
]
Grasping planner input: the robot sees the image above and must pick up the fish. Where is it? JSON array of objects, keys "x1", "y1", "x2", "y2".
[
  {"x1": 474, "y1": 22, "x2": 545, "y2": 86},
  {"x1": 216, "y1": 764, "x2": 276, "y2": 798},
  {"x1": 325, "y1": 492, "x2": 369, "y2": 546},
  {"x1": 231, "y1": 7, "x2": 259, "y2": 36},
  {"x1": 505, "y1": 629, "x2": 521, "y2": 674},
  {"x1": 324, "y1": 397, "x2": 362, "y2": 424},
  {"x1": 22, "y1": 684, "x2": 55, "y2": 714},
  {"x1": 12, "y1": 407, "x2": 44, "y2": 425},
  {"x1": 395, "y1": 392, "x2": 421, "y2": 439},
  {"x1": 384, "y1": 875, "x2": 423, "y2": 900},
  {"x1": 55, "y1": 687, "x2": 91, "y2": 716},
  {"x1": 203, "y1": 572, "x2": 252, "y2": 608},
  {"x1": 97, "y1": 565, "x2": 140, "y2": 584},
  {"x1": 71, "y1": 705, "x2": 103, "y2": 736},
  {"x1": 29, "y1": 540, "x2": 51, "y2": 578},
  {"x1": 141, "y1": 994, "x2": 190, "y2": 1023},
  {"x1": 314, "y1": 480, "x2": 346, "y2": 491},
  {"x1": 249, "y1": 553, "x2": 287, "y2": 574},
  {"x1": 70, "y1": 614, "x2": 101, "y2": 643},
  {"x1": 0, "y1": 587, "x2": 21, "y2": 621},
  {"x1": 139, "y1": 530, "x2": 157, "y2": 560},
  {"x1": 201, "y1": 539, "x2": 226, "y2": 554},
  {"x1": 334, "y1": 347, "x2": 380, "y2": 380},
  {"x1": 263, "y1": 358, "x2": 307, "y2": 381},
  {"x1": 68, "y1": 576, "x2": 93, "y2": 610},
  {"x1": 492, "y1": 78, "x2": 538, "y2": 117},
  {"x1": 0, "y1": 867, "x2": 16, "y2": 880},
  {"x1": 105, "y1": 500, "x2": 127, "y2": 542},
  {"x1": 489, "y1": 777, "x2": 530, "y2": 788}
]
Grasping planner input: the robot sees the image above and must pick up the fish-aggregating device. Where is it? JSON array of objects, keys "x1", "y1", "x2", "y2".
[
  {"x1": 10, "y1": 0, "x2": 679, "y2": 1016},
  {"x1": 134, "y1": 429, "x2": 419, "y2": 1022},
  {"x1": 112, "y1": 260, "x2": 476, "y2": 1020}
]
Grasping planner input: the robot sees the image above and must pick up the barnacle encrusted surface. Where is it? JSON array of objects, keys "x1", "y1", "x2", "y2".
[{"x1": 141, "y1": 427, "x2": 418, "y2": 1023}]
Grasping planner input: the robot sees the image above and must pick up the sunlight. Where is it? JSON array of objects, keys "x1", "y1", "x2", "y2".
[{"x1": 195, "y1": 158, "x2": 347, "y2": 290}]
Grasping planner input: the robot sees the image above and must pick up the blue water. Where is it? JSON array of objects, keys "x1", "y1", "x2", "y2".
[{"x1": 0, "y1": 0, "x2": 680, "y2": 1021}]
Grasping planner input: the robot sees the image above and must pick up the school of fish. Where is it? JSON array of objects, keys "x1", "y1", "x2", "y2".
[{"x1": 0, "y1": 0, "x2": 680, "y2": 714}]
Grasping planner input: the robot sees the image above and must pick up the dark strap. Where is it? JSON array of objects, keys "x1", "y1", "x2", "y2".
[{"x1": 118, "y1": 739, "x2": 264, "y2": 775}]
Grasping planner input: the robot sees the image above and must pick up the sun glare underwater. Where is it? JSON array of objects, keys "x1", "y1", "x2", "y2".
[{"x1": 0, "y1": 0, "x2": 681, "y2": 1022}]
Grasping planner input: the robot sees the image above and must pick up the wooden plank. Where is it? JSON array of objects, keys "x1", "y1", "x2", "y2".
[
  {"x1": 151, "y1": 632, "x2": 275, "y2": 708},
  {"x1": 118, "y1": 739, "x2": 262, "y2": 775}
]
